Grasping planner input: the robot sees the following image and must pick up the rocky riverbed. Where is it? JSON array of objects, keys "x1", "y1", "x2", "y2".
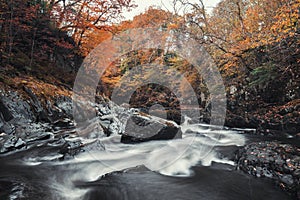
[
  {"x1": 236, "y1": 141, "x2": 300, "y2": 199},
  {"x1": 0, "y1": 87, "x2": 299, "y2": 199}
]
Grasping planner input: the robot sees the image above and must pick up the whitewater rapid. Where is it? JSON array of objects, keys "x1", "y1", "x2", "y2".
[{"x1": 20, "y1": 116, "x2": 247, "y2": 199}]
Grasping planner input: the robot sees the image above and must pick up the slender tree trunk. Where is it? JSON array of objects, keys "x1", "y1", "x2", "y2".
[
  {"x1": 8, "y1": 0, "x2": 13, "y2": 57},
  {"x1": 77, "y1": 29, "x2": 85, "y2": 47},
  {"x1": 29, "y1": 28, "x2": 37, "y2": 67}
]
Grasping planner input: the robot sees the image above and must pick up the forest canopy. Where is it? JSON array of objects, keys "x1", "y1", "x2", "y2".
[{"x1": 0, "y1": 0, "x2": 299, "y2": 107}]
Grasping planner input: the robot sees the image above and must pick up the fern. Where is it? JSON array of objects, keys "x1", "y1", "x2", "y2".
[{"x1": 250, "y1": 62, "x2": 278, "y2": 87}]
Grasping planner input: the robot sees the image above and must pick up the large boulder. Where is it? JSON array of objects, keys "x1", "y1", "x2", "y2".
[{"x1": 121, "y1": 112, "x2": 181, "y2": 144}]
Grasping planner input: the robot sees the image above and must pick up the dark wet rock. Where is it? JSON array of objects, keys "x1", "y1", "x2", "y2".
[
  {"x1": 52, "y1": 118, "x2": 74, "y2": 130},
  {"x1": 93, "y1": 101, "x2": 134, "y2": 136},
  {"x1": 1, "y1": 136, "x2": 18, "y2": 151},
  {"x1": 0, "y1": 131, "x2": 53, "y2": 153},
  {"x1": 225, "y1": 113, "x2": 247, "y2": 128},
  {"x1": 9, "y1": 182, "x2": 26, "y2": 200},
  {"x1": 0, "y1": 115, "x2": 4, "y2": 130},
  {"x1": 121, "y1": 112, "x2": 181, "y2": 144},
  {"x1": 98, "y1": 119, "x2": 111, "y2": 135},
  {"x1": 236, "y1": 141, "x2": 300, "y2": 198},
  {"x1": 0, "y1": 135, "x2": 26, "y2": 153},
  {"x1": 15, "y1": 122, "x2": 52, "y2": 139},
  {"x1": 215, "y1": 145, "x2": 240, "y2": 161},
  {"x1": 108, "y1": 121, "x2": 122, "y2": 136},
  {"x1": 96, "y1": 102, "x2": 112, "y2": 116},
  {"x1": 98, "y1": 115, "x2": 123, "y2": 136},
  {"x1": 46, "y1": 137, "x2": 68, "y2": 147},
  {"x1": 73, "y1": 100, "x2": 105, "y2": 127},
  {"x1": 0, "y1": 90, "x2": 43, "y2": 136},
  {"x1": 14, "y1": 138, "x2": 26, "y2": 148},
  {"x1": 281, "y1": 174, "x2": 294, "y2": 186},
  {"x1": 25, "y1": 136, "x2": 104, "y2": 160},
  {"x1": 139, "y1": 107, "x2": 182, "y2": 125},
  {"x1": 0, "y1": 91, "x2": 35, "y2": 123},
  {"x1": 0, "y1": 98, "x2": 14, "y2": 121},
  {"x1": 25, "y1": 132, "x2": 53, "y2": 143},
  {"x1": 42, "y1": 96, "x2": 74, "y2": 122},
  {"x1": 284, "y1": 122, "x2": 300, "y2": 135},
  {"x1": 59, "y1": 140, "x2": 83, "y2": 159},
  {"x1": 294, "y1": 168, "x2": 300, "y2": 175},
  {"x1": 0, "y1": 119, "x2": 15, "y2": 135},
  {"x1": 81, "y1": 139, "x2": 105, "y2": 152},
  {"x1": 53, "y1": 96, "x2": 73, "y2": 118},
  {"x1": 0, "y1": 88, "x2": 182, "y2": 153},
  {"x1": 74, "y1": 118, "x2": 106, "y2": 139},
  {"x1": 23, "y1": 86, "x2": 48, "y2": 121}
]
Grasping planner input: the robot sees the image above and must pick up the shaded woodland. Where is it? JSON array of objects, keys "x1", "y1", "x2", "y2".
[{"x1": 0, "y1": 0, "x2": 299, "y2": 133}]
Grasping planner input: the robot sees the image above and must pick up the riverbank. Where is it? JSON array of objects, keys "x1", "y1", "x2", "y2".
[{"x1": 0, "y1": 65, "x2": 299, "y2": 198}]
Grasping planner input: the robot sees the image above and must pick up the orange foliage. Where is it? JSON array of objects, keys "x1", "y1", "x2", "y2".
[{"x1": 202, "y1": 0, "x2": 300, "y2": 75}]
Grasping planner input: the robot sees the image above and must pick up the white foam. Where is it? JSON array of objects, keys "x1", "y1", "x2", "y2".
[{"x1": 23, "y1": 116, "x2": 246, "y2": 199}]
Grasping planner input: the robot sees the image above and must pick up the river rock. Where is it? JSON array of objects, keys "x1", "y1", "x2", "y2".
[
  {"x1": 45, "y1": 96, "x2": 73, "y2": 122},
  {"x1": 15, "y1": 122, "x2": 52, "y2": 139},
  {"x1": 81, "y1": 139, "x2": 105, "y2": 152},
  {"x1": 0, "y1": 91, "x2": 35, "y2": 123},
  {"x1": 236, "y1": 141, "x2": 300, "y2": 198},
  {"x1": 23, "y1": 86, "x2": 48, "y2": 121},
  {"x1": 59, "y1": 140, "x2": 82, "y2": 159},
  {"x1": 0, "y1": 117, "x2": 15, "y2": 135},
  {"x1": 25, "y1": 132, "x2": 53, "y2": 143},
  {"x1": 52, "y1": 118, "x2": 74, "y2": 130},
  {"x1": 14, "y1": 138, "x2": 26, "y2": 148},
  {"x1": 0, "y1": 88, "x2": 182, "y2": 153},
  {"x1": 121, "y1": 112, "x2": 181, "y2": 144},
  {"x1": 53, "y1": 96, "x2": 73, "y2": 118},
  {"x1": 0, "y1": 135, "x2": 26, "y2": 153}
]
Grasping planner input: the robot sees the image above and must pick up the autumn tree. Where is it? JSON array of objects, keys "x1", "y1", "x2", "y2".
[
  {"x1": 48, "y1": 0, "x2": 135, "y2": 53},
  {"x1": 0, "y1": 0, "x2": 80, "y2": 74},
  {"x1": 95, "y1": 8, "x2": 174, "y2": 96},
  {"x1": 94, "y1": 7, "x2": 211, "y2": 110},
  {"x1": 174, "y1": 0, "x2": 299, "y2": 69},
  {"x1": 171, "y1": 0, "x2": 299, "y2": 107}
]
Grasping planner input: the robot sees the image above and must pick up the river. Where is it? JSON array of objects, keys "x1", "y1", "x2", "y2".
[{"x1": 0, "y1": 117, "x2": 293, "y2": 200}]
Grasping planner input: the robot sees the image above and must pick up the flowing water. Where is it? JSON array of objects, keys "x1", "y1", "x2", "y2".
[{"x1": 0, "y1": 117, "x2": 292, "y2": 200}]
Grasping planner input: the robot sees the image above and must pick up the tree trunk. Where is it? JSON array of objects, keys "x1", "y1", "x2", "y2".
[{"x1": 29, "y1": 28, "x2": 37, "y2": 67}]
